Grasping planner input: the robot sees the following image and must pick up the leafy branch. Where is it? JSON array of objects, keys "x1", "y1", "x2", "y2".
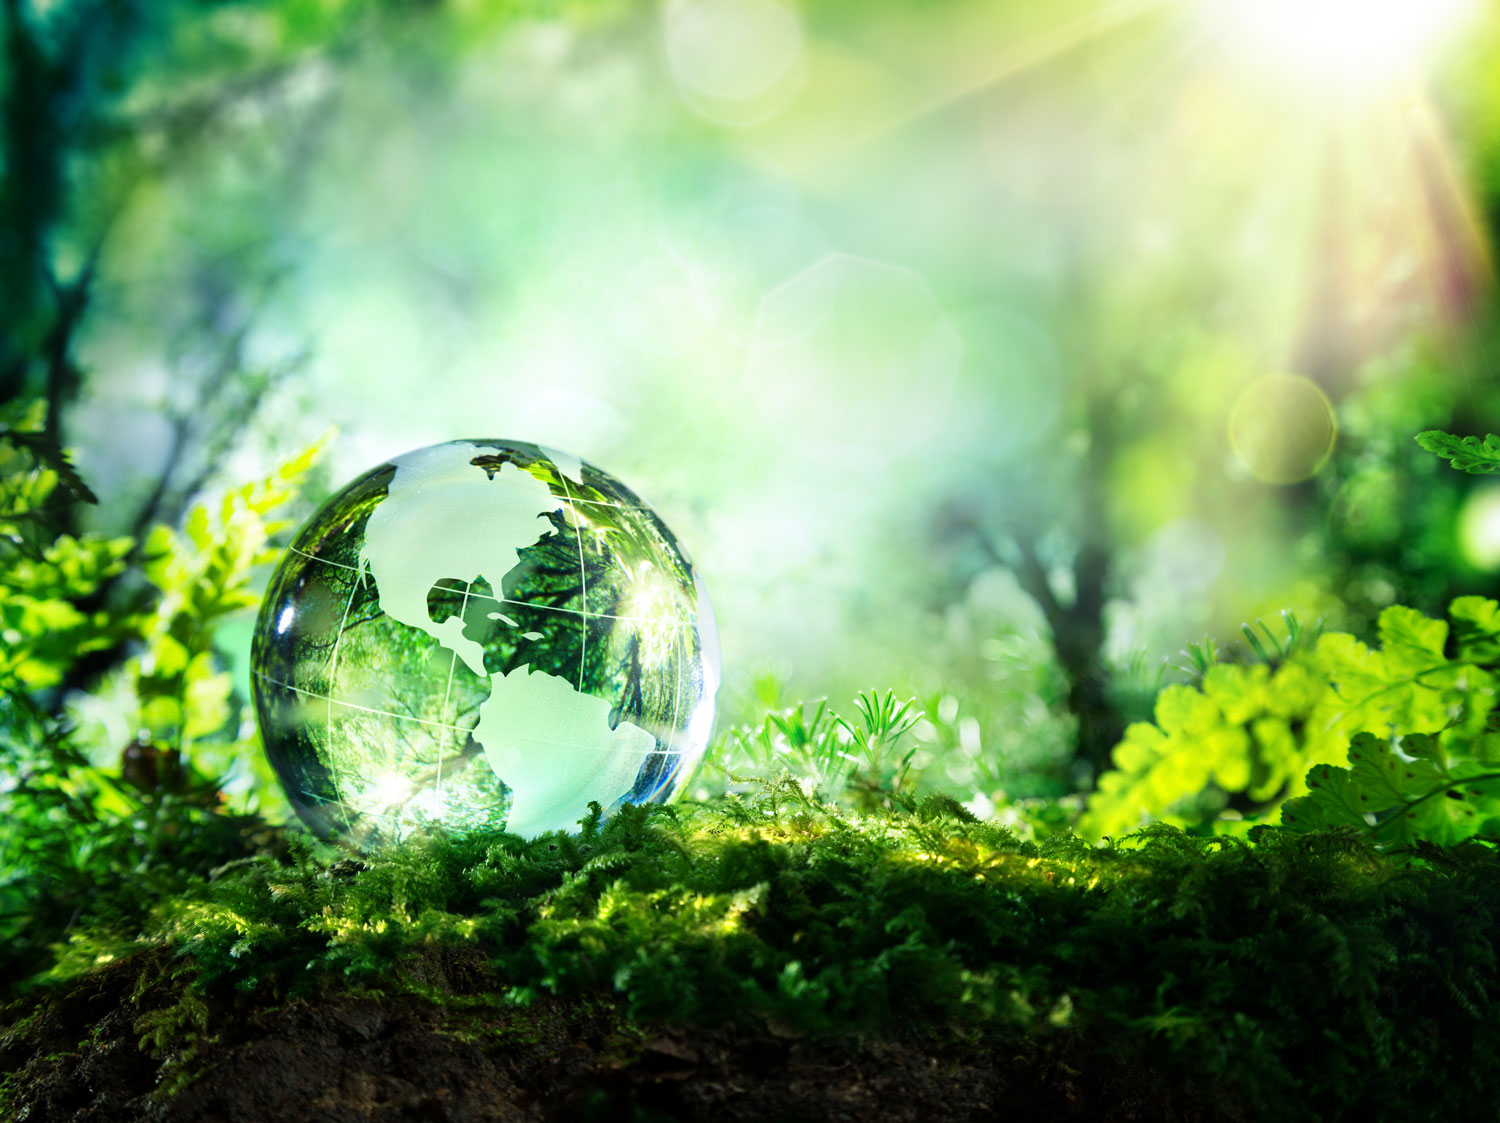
[
  {"x1": 1084, "y1": 599, "x2": 1500, "y2": 841},
  {"x1": 836, "y1": 689, "x2": 922, "y2": 805},
  {"x1": 1416, "y1": 430, "x2": 1500, "y2": 474},
  {"x1": 0, "y1": 423, "x2": 97, "y2": 505},
  {"x1": 0, "y1": 422, "x2": 326, "y2": 984}
]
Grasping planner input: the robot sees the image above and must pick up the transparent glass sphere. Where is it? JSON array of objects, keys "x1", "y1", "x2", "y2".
[{"x1": 251, "y1": 440, "x2": 720, "y2": 845}]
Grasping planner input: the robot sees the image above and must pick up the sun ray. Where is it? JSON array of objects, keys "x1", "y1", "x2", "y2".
[
  {"x1": 1408, "y1": 91, "x2": 1497, "y2": 409},
  {"x1": 813, "y1": 0, "x2": 1174, "y2": 165}
]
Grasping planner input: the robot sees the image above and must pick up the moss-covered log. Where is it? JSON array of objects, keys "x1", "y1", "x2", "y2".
[{"x1": 5, "y1": 796, "x2": 1500, "y2": 1121}]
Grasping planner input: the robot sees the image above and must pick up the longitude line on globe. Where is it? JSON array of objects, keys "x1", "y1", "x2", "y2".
[
  {"x1": 322, "y1": 574, "x2": 363, "y2": 835},
  {"x1": 556, "y1": 477, "x2": 590, "y2": 693},
  {"x1": 433, "y1": 580, "x2": 473, "y2": 810},
  {"x1": 667, "y1": 624, "x2": 681, "y2": 757},
  {"x1": 385, "y1": 459, "x2": 624, "y2": 510},
  {"x1": 435, "y1": 650, "x2": 456, "y2": 807}
]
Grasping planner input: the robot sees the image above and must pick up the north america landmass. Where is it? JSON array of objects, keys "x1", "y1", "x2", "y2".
[{"x1": 357, "y1": 441, "x2": 656, "y2": 836}]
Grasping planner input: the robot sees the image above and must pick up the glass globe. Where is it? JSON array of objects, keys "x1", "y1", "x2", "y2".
[{"x1": 251, "y1": 439, "x2": 719, "y2": 844}]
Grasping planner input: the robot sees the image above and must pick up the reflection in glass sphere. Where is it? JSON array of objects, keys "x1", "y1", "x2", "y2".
[{"x1": 251, "y1": 439, "x2": 719, "y2": 845}]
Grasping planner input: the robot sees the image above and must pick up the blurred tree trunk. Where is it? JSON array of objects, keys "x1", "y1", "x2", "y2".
[
  {"x1": 2, "y1": 0, "x2": 321, "y2": 538},
  {"x1": 1, "y1": 0, "x2": 320, "y2": 708},
  {"x1": 996, "y1": 384, "x2": 1122, "y2": 784},
  {"x1": 1, "y1": 0, "x2": 81, "y2": 421}
]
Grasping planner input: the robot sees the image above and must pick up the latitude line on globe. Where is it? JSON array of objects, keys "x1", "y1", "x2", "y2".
[
  {"x1": 259, "y1": 670, "x2": 461, "y2": 732},
  {"x1": 253, "y1": 670, "x2": 674, "y2": 756},
  {"x1": 287, "y1": 546, "x2": 655, "y2": 624},
  {"x1": 370, "y1": 458, "x2": 628, "y2": 510}
]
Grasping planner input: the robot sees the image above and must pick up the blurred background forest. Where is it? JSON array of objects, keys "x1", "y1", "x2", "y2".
[{"x1": 7, "y1": 0, "x2": 1500, "y2": 831}]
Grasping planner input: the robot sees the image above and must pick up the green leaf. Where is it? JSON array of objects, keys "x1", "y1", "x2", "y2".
[
  {"x1": 1376, "y1": 605, "x2": 1447, "y2": 675},
  {"x1": 1088, "y1": 600, "x2": 1500, "y2": 840},
  {"x1": 1314, "y1": 634, "x2": 1387, "y2": 706},
  {"x1": 0, "y1": 427, "x2": 99, "y2": 503},
  {"x1": 1450, "y1": 596, "x2": 1500, "y2": 663},
  {"x1": 1112, "y1": 723, "x2": 1166, "y2": 773},
  {"x1": 1345, "y1": 732, "x2": 1439, "y2": 816},
  {"x1": 1416, "y1": 429, "x2": 1500, "y2": 474},
  {"x1": 1283, "y1": 731, "x2": 1500, "y2": 847},
  {"x1": 1201, "y1": 664, "x2": 1267, "y2": 725},
  {"x1": 1281, "y1": 763, "x2": 1371, "y2": 832},
  {"x1": 1154, "y1": 685, "x2": 1220, "y2": 736},
  {"x1": 1315, "y1": 616, "x2": 1488, "y2": 738}
]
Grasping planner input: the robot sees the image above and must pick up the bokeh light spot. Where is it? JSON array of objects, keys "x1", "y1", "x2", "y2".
[
  {"x1": 744, "y1": 252, "x2": 962, "y2": 462},
  {"x1": 1459, "y1": 484, "x2": 1500, "y2": 572},
  {"x1": 664, "y1": 0, "x2": 805, "y2": 126},
  {"x1": 1228, "y1": 374, "x2": 1336, "y2": 485}
]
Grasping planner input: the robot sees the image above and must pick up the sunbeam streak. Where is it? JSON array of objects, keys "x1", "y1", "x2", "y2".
[
  {"x1": 810, "y1": 0, "x2": 1171, "y2": 166},
  {"x1": 1203, "y1": 0, "x2": 1481, "y2": 92}
]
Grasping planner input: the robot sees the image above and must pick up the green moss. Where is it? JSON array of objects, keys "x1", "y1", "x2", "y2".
[{"x1": 11, "y1": 789, "x2": 1500, "y2": 1121}]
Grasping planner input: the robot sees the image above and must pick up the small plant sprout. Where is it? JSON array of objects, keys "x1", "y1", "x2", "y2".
[
  {"x1": 719, "y1": 697, "x2": 851, "y2": 796},
  {"x1": 766, "y1": 699, "x2": 836, "y2": 762},
  {"x1": 836, "y1": 690, "x2": 922, "y2": 807},
  {"x1": 1171, "y1": 636, "x2": 1220, "y2": 683},
  {"x1": 707, "y1": 690, "x2": 926, "y2": 809},
  {"x1": 1238, "y1": 610, "x2": 1318, "y2": 667}
]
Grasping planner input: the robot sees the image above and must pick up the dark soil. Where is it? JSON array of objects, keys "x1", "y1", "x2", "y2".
[{"x1": 0, "y1": 952, "x2": 1242, "y2": 1123}]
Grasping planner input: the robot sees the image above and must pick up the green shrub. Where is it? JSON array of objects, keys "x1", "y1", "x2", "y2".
[{"x1": 0, "y1": 404, "x2": 323, "y2": 984}]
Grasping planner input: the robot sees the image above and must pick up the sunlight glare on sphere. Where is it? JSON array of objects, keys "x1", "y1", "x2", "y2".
[
  {"x1": 251, "y1": 440, "x2": 720, "y2": 847},
  {"x1": 1228, "y1": 374, "x2": 1336, "y2": 485}
]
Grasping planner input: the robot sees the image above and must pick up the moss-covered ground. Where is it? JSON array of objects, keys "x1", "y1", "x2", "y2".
[{"x1": 5, "y1": 789, "x2": 1500, "y2": 1121}]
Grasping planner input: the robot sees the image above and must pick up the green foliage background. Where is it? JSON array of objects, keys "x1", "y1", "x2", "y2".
[{"x1": 9, "y1": 6, "x2": 1500, "y2": 1105}]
